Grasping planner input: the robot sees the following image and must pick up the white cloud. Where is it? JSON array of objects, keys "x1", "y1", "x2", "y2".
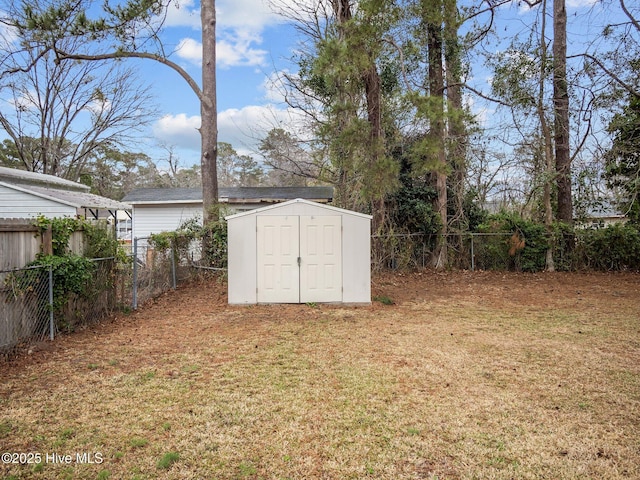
[
  {"x1": 86, "y1": 97, "x2": 112, "y2": 115},
  {"x1": 152, "y1": 113, "x2": 201, "y2": 150},
  {"x1": 218, "y1": 104, "x2": 291, "y2": 150},
  {"x1": 217, "y1": 30, "x2": 268, "y2": 68},
  {"x1": 176, "y1": 38, "x2": 202, "y2": 66},
  {"x1": 217, "y1": 0, "x2": 281, "y2": 30},
  {"x1": 0, "y1": 16, "x2": 18, "y2": 49},
  {"x1": 164, "y1": 0, "x2": 201, "y2": 29},
  {"x1": 175, "y1": 31, "x2": 268, "y2": 68},
  {"x1": 261, "y1": 70, "x2": 289, "y2": 103},
  {"x1": 163, "y1": 0, "x2": 285, "y2": 32},
  {"x1": 566, "y1": 0, "x2": 599, "y2": 7},
  {"x1": 163, "y1": 0, "x2": 286, "y2": 69},
  {"x1": 153, "y1": 104, "x2": 307, "y2": 155}
]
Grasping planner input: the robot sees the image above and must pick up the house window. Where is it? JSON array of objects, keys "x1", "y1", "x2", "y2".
[{"x1": 117, "y1": 219, "x2": 132, "y2": 239}]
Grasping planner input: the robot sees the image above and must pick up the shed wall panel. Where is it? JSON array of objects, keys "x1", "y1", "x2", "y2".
[
  {"x1": 342, "y1": 215, "x2": 371, "y2": 303},
  {"x1": 227, "y1": 214, "x2": 257, "y2": 304}
]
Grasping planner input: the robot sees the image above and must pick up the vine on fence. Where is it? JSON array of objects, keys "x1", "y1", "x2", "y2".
[
  {"x1": 149, "y1": 215, "x2": 228, "y2": 269},
  {"x1": 7, "y1": 216, "x2": 122, "y2": 331}
]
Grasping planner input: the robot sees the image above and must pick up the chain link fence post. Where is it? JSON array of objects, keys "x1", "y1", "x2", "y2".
[
  {"x1": 48, "y1": 264, "x2": 54, "y2": 341},
  {"x1": 171, "y1": 241, "x2": 177, "y2": 290},
  {"x1": 471, "y1": 234, "x2": 475, "y2": 271},
  {"x1": 132, "y1": 237, "x2": 139, "y2": 310}
]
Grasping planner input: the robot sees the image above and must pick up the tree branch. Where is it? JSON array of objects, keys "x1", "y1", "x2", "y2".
[
  {"x1": 620, "y1": 0, "x2": 640, "y2": 33},
  {"x1": 54, "y1": 49, "x2": 204, "y2": 105},
  {"x1": 569, "y1": 52, "x2": 640, "y2": 98}
]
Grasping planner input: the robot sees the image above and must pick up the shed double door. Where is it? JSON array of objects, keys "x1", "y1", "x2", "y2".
[{"x1": 257, "y1": 215, "x2": 342, "y2": 303}]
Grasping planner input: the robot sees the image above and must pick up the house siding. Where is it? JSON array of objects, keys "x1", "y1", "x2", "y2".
[
  {"x1": 131, "y1": 203, "x2": 203, "y2": 240},
  {"x1": 0, "y1": 184, "x2": 76, "y2": 219}
]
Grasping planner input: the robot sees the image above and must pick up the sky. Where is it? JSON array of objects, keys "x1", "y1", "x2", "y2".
[
  {"x1": 0, "y1": 0, "x2": 634, "y2": 176},
  {"x1": 139, "y1": 0, "x2": 303, "y2": 170},
  {"x1": 143, "y1": 0, "x2": 613, "y2": 171}
]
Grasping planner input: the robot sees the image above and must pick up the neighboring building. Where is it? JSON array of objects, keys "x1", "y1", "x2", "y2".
[
  {"x1": 122, "y1": 186, "x2": 334, "y2": 240},
  {"x1": 0, "y1": 166, "x2": 131, "y2": 221},
  {"x1": 579, "y1": 200, "x2": 627, "y2": 228},
  {"x1": 226, "y1": 198, "x2": 372, "y2": 305}
]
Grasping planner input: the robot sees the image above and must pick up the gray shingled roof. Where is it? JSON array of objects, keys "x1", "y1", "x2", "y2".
[{"x1": 122, "y1": 186, "x2": 334, "y2": 204}]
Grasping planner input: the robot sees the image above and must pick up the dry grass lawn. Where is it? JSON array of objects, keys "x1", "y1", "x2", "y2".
[{"x1": 1, "y1": 271, "x2": 639, "y2": 479}]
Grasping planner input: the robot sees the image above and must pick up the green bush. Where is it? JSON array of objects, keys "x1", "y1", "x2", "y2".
[
  {"x1": 34, "y1": 216, "x2": 82, "y2": 255},
  {"x1": 476, "y1": 212, "x2": 549, "y2": 272},
  {"x1": 11, "y1": 216, "x2": 123, "y2": 332},
  {"x1": 576, "y1": 223, "x2": 640, "y2": 271},
  {"x1": 149, "y1": 215, "x2": 228, "y2": 269},
  {"x1": 16, "y1": 254, "x2": 96, "y2": 331},
  {"x1": 202, "y1": 219, "x2": 228, "y2": 268},
  {"x1": 82, "y1": 220, "x2": 119, "y2": 258}
]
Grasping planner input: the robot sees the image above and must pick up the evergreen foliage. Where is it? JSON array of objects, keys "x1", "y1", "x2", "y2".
[
  {"x1": 576, "y1": 224, "x2": 640, "y2": 271},
  {"x1": 605, "y1": 94, "x2": 640, "y2": 224},
  {"x1": 477, "y1": 212, "x2": 549, "y2": 272}
]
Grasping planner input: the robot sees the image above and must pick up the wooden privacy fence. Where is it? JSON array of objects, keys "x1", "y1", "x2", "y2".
[{"x1": 0, "y1": 219, "x2": 84, "y2": 270}]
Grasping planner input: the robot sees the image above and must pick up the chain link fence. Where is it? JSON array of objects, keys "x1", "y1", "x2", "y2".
[
  {"x1": 0, "y1": 258, "x2": 127, "y2": 357},
  {"x1": 372, "y1": 232, "x2": 538, "y2": 271},
  {"x1": 128, "y1": 236, "x2": 215, "y2": 309},
  {"x1": 372, "y1": 230, "x2": 637, "y2": 272},
  {"x1": 4, "y1": 227, "x2": 632, "y2": 357},
  {"x1": 1, "y1": 235, "x2": 226, "y2": 358},
  {"x1": 0, "y1": 265, "x2": 53, "y2": 354}
]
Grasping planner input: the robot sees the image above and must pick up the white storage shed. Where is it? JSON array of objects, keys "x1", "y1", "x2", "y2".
[{"x1": 226, "y1": 198, "x2": 372, "y2": 305}]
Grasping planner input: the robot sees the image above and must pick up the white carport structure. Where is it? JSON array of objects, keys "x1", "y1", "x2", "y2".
[
  {"x1": 0, "y1": 166, "x2": 130, "y2": 220},
  {"x1": 225, "y1": 198, "x2": 372, "y2": 305}
]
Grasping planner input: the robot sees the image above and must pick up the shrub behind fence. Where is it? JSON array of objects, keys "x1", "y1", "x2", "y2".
[
  {"x1": 373, "y1": 227, "x2": 640, "y2": 272},
  {"x1": 1, "y1": 257, "x2": 132, "y2": 357}
]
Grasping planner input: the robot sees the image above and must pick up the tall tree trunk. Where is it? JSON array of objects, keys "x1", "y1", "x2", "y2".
[
  {"x1": 444, "y1": 0, "x2": 467, "y2": 266},
  {"x1": 364, "y1": 63, "x2": 385, "y2": 234},
  {"x1": 426, "y1": 4, "x2": 447, "y2": 270},
  {"x1": 331, "y1": 0, "x2": 353, "y2": 210},
  {"x1": 201, "y1": 0, "x2": 218, "y2": 224},
  {"x1": 540, "y1": 0, "x2": 555, "y2": 271},
  {"x1": 553, "y1": 0, "x2": 572, "y2": 226}
]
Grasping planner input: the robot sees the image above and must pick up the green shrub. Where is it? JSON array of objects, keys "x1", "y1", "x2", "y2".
[
  {"x1": 82, "y1": 220, "x2": 119, "y2": 258},
  {"x1": 6, "y1": 216, "x2": 124, "y2": 333},
  {"x1": 576, "y1": 223, "x2": 640, "y2": 271},
  {"x1": 476, "y1": 212, "x2": 549, "y2": 272},
  {"x1": 149, "y1": 215, "x2": 228, "y2": 269},
  {"x1": 35, "y1": 254, "x2": 94, "y2": 327}
]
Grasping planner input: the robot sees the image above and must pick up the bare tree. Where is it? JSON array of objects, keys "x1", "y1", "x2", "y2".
[
  {"x1": 5, "y1": 0, "x2": 219, "y2": 223},
  {"x1": 259, "y1": 128, "x2": 319, "y2": 186},
  {"x1": 0, "y1": 35, "x2": 155, "y2": 179}
]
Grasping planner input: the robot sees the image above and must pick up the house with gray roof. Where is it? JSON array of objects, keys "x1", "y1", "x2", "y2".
[
  {"x1": 121, "y1": 186, "x2": 334, "y2": 240},
  {"x1": 0, "y1": 166, "x2": 131, "y2": 221}
]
